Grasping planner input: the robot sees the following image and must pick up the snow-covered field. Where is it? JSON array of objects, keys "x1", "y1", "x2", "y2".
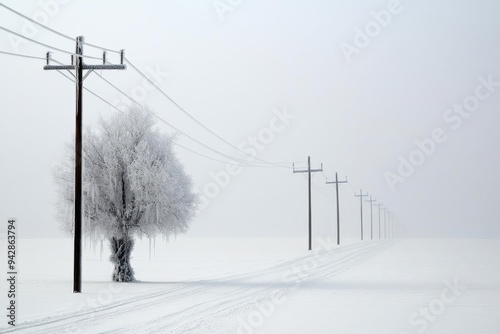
[{"x1": 1, "y1": 237, "x2": 499, "y2": 333}]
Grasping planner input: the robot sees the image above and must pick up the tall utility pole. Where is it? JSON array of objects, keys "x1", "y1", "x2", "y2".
[
  {"x1": 354, "y1": 189, "x2": 368, "y2": 240},
  {"x1": 326, "y1": 173, "x2": 347, "y2": 245},
  {"x1": 381, "y1": 207, "x2": 387, "y2": 239},
  {"x1": 387, "y1": 211, "x2": 392, "y2": 238},
  {"x1": 44, "y1": 36, "x2": 126, "y2": 293},
  {"x1": 365, "y1": 196, "x2": 376, "y2": 240},
  {"x1": 293, "y1": 156, "x2": 323, "y2": 251},
  {"x1": 374, "y1": 202, "x2": 383, "y2": 239},
  {"x1": 388, "y1": 211, "x2": 394, "y2": 239},
  {"x1": 387, "y1": 210, "x2": 392, "y2": 239}
]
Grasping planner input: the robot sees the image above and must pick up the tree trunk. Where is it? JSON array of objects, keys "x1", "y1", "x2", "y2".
[{"x1": 109, "y1": 236, "x2": 135, "y2": 282}]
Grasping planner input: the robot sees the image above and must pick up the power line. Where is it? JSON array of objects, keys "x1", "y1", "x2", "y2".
[
  {"x1": 0, "y1": 25, "x2": 101, "y2": 60},
  {"x1": 3, "y1": 52, "x2": 89, "y2": 95},
  {"x1": 0, "y1": 9, "x2": 293, "y2": 168},
  {"x1": 312, "y1": 184, "x2": 332, "y2": 194},
  {"x1": 0, "y1": 3, "x2": 72, "y2": 41},
  {"x1": 305, "y1": 175, "x2": 331, "y2": 195},
  {"x1": 39, "y1": 64, "x2": 277, "y2": 170},
  {"x1": 0, "y1": 49, "x2": 45, "y2": 60},
  {"x1": 53, "y1": 62, "x2": 280, "y2": 168},
  {"x1": 174, "y1": 142, "x2": 253, "y2": 166},
  {"x1": 90, "y1": 71, "x2": 280, "y2": 168},
  {"x1": 347, "y1": 180, "x2": 357, "y2": 192},
  {"x1": 0, "y1": 3, "x2": 290, "y2": 168},
  {"x1": 0, "y1": 3, "x2": 121, "y2": 53},
  {"x1": 125, "y1": 57, "x2": 290, "y2": 169},
  {"x1": 56, "y1": 69, "x2": 127, "y2": 113}
]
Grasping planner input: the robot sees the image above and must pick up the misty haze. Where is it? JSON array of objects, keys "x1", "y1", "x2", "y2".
[{"x1": 0, "y1": 0, "x2": 499, "y2": 333}]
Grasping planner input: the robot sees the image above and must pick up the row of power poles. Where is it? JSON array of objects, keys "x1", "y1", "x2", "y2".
[
  {"x1": 293, "y1": 156, "x2": 399, "y2": 250},
  {"x1": 43, "y1": 37, "x2": 400, "y2": 291}
]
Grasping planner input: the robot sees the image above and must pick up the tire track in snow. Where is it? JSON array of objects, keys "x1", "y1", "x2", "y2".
[
  {"x1": 2, "y1": 240, "x2": 394, "y2": 333},
  {"x1": 114, "y1": 240, "x2": 395, "y2": 333}
]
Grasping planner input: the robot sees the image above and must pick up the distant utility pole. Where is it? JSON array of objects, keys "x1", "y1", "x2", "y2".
[
  {"x1": 293, "y1": 156, "x2": 323, "y2": 251},
  {"x1": 388, "y1": 211, "x2": 392, "y2": 238},
  {"x1": 387, "y1": 210, "x2": 392, "y2": 239},
  {"x1": 382, "y1": 207, "x2": 388, "y2": 239},
  {"x1": 326, "y1": 173, "x2": 347, "y2": 245},
  {"x1": 388, "y1": 211, "x2": 395, "y2": 239},
  {"x1": 365, "y1": 196, "x2": 376, "y2": 240},
  {"x1": 44, "y1": 36, "x2": 126, "y2": 293},
  {"x1": 374, "y1": 202, "x2": 383, "y2": 239},
  {"x1": 391, "y1": 214, "x2": 395, "y2": 238},
  {"x1": 354, "y1": 189, "x2": 368, "y2": 241}
]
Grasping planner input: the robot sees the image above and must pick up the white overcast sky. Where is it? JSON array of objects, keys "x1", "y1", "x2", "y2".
[{"x1": 1, "y1": 0, "x2": 499, "y2": 239}]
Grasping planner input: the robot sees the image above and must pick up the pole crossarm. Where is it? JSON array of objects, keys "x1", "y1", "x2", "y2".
[
  {"x1": 293, "y1": 164, "x2": 323, "y2": 174},
  {"x1": 365, "y1": 197, "x2": 377, "y2": 205},
  {"x1": 326, "y1": 178, "x2": 347, "y2": 185},
  {"x1": 44, "y1": 64, "x2": 126, "y2": 70},
  {"x1": 293, "y1": 169, "x2": 308, "y2": 173}
]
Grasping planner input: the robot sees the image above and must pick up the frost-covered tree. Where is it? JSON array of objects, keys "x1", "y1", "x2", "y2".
[{"x1": 53, "y1": 107, "x2": 197, "y2": 282}]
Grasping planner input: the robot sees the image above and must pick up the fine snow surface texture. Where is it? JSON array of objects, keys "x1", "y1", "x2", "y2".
[{"x1": 0, "y1": 237, "x2": 499, "y2": 333}]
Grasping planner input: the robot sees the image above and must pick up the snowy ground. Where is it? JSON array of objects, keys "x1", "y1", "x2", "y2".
[{"x1": 0, "y1": 237, "x2": 499, "y2": 333}]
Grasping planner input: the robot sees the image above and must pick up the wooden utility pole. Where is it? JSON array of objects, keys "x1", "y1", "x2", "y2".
[
  {"x1": 326, "y1": 173, "x2": 347, "y2": 245},
  {"x1": 386, "y1": 210, "x2": 392, "y2": 239},
  {"x1": 388, "y1": 210, "x2": 394, "y2": 239},
  {"x1": 387, "y1": 211, "x2": 391, "y2": 238},
  {"x1": 374, "y1": 202, "x2": 383, "y2": 239},
  {"x1": 381, "y1": 207, "x2": 388, "y2": 239},
  {"x1": 293, "y1": 156, "x2": 323, "y2": 250},
  {"x1": 44, "y1": 36, "x2": 126, "y2": 293},
  {"x1": 354, "y1": 189, "x2": 368, "y2": 240},
  {"x1": 365, "y1": 196, "x2": 376, "y2": 240}
]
